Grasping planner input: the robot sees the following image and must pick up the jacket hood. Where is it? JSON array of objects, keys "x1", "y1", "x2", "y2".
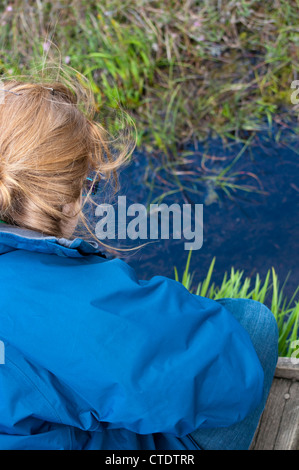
[{"x1": 0, "y1": 224, "x2": 106, "y2": 258}]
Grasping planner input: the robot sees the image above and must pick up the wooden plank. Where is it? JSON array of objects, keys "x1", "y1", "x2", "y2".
[
  {"x1": 250, "y1": 357, "x2": 299, "y2": 450},
  {"x1": 274, "y1": 380, "x2": 299, "y2": 450},
  {"x1": 275, "y1": 357, "x2": 299, "y2": 381},
  {"x1": 250, "y1": 378, "x2": 291, "y2": 450}
]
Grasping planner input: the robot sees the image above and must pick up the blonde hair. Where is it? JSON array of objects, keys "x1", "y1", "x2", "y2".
[{"x1": 0, "y1": 68, "x2": 136, "y2": 241}]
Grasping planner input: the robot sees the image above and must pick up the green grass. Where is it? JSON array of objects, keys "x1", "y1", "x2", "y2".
[
  {"x1": 0, "y1": 0, "x2": 298, "y2": 157},
  {"x1": 175, "y1": 251, "x2": 299, "y2": 358}
]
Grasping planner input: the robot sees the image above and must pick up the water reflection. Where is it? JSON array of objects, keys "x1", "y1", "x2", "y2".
[{"x1": 90, "y1": 124, "x2": 299, "y2": 301}]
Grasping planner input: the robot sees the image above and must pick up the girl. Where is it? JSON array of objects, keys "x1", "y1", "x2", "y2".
[{"x1": 0, "y1": 76, "x2": 278, "y2": 450}]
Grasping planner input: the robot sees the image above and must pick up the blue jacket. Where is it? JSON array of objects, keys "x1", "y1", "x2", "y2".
[{"x1": 0, "y1": 225, "x2": 264, "y2": 450}]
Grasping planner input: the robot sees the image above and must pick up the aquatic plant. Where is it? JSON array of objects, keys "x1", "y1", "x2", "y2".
[{"x1": 0, "y1": 0, "x2": 298, "y2": 155}]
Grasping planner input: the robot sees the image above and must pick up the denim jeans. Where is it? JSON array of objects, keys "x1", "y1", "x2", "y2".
[{"x1": 189, "y1": 298, "x2": 279, "y2": 450}]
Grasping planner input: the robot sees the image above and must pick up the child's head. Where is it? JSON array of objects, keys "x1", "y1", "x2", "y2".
[{"x1": 0, "y1": 75, "x2": 134, "y2": 239}]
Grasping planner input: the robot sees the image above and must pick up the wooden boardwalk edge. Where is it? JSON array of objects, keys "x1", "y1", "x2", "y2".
[
  {"x1": 250, "y1": 357, "x2": 299, "y2": 450},
  {"x1": 274, "y1": 357, "x2": 299, "y2": 381}
]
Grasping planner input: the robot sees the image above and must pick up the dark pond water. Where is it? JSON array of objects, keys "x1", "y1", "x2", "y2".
[{"x1": 90, "y1": 123, "x2": 299, "y2": 303}]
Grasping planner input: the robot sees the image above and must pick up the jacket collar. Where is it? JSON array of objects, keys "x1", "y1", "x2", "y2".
[{"x1": 0, "y1": 224, "x2": 106, "y2": 258}]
